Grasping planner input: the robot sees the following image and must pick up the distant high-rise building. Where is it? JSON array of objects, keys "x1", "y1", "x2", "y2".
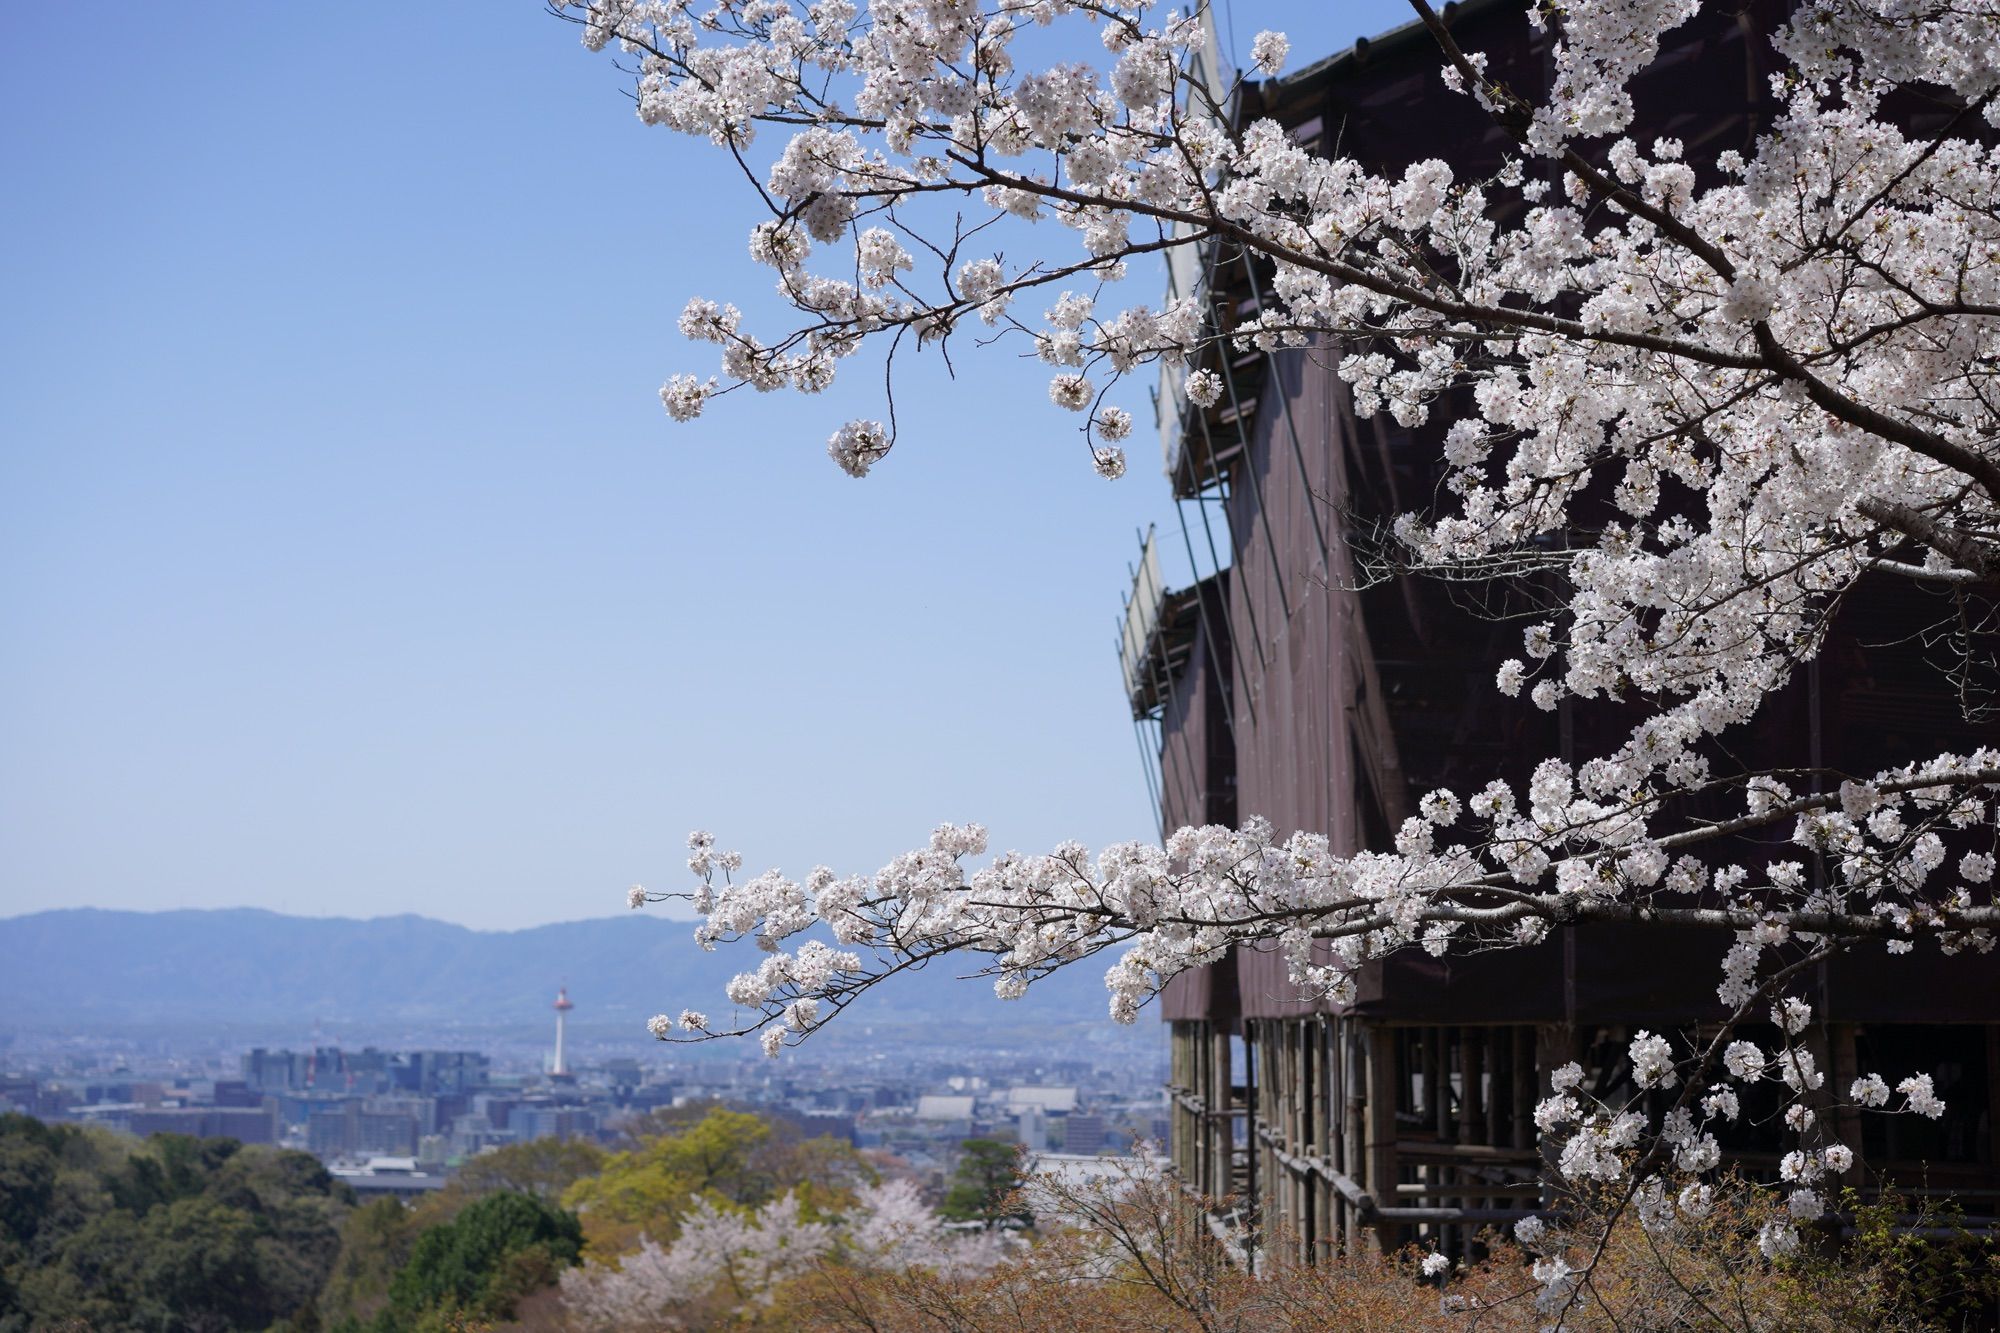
[
  {"x1": 396, "y1": 1050, "x2": 490, "y2": 1095},
  {"x1": 1061, "y1": 1114, "x2": 1108, "y2": 1155},
  {"x1": 307, "y1": 1106, "x2": 352, "y2": 1158},
  {"x1": 513, "y1": 1105, "x2": 597, "y2": 1142},
  {"x1": 306, "y1": 1102, "x2": 419, "y2": 1159},
  {"x1": 551, "y1": 987, "x2": 574, "y2": 1077},
  {"x1": 1013, "y1": 1104, "x2": 1048, "y2": 1151},
  {"x1": 126, "y1": 1106, "x2": 279, "y2": 1146}
]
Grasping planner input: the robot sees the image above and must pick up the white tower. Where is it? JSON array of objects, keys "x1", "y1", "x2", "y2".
[{"x1": 552, "y1": 987, "x2": 575, "y2": 1076}]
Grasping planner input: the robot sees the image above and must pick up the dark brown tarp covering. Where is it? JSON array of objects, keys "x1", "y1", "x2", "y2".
[
  {"x1": 1157, "y1": 575, "x2": 1235, "y2": 833},
  {"x1": 1350, "y1": 945, "x2": 1567, "y2": 1024},
  {"x1": 1566, "y1": 925, "x2": 1729, "y2": 1026},
  {"x1": 1152, "y1": 0, "x2": 1999, "y2": 1031},
  {"x1": 1159, "y1": 948, "x2": 1238, "y2": 1026},
  {"x1": 1234, "y1": 928, "x2": 1722, "y2": 1026},
  {"x1": 1826, "y1": 949, "x2": 2000, "y2": 1024}
]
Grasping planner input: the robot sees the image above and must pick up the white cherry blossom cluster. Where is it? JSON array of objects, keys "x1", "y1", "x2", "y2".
[
  {"x1": 632, "y1": 761, "x2": 1999, "y2": 1051},
  {"x1": 563, "y1": 1193, "x2": 833, "y2": 1328},
  {"x1": 560, "y1": 1179, "x2": 1003, "y2": 1327},
  {"x1": 556, "y1": 0, "x2": 2000, "y2": 804},
  {"x1": 1509, "y1": 1003, "x2": 1949, "y2": 1314},
  {"x1": 560, "y1": 0, "x2": 1265, "y2": 474},
  {"x1": 576, "y1": 0, "x2": 2000, "y2": 1290}
]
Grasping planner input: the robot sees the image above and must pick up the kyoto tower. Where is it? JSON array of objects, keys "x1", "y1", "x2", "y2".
[{"x1": 551, "y1": 987, "x2": 575, "y2": 1077}]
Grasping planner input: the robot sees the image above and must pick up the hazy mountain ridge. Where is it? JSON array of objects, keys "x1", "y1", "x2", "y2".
[{"x1": 0, "y1": 907, "x2": 1121, "y2": 1034}]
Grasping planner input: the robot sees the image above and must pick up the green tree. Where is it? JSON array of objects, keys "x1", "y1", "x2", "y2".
[
  {"x1": 0, "y1": 1133, "x2": 57, "y2": 1254},
  {"x1": 321, "y1": 1140, "x2": 599, "y2": 1331},
  {"x1": 8, "y1": 1210, "x2": 141, "y2": 1332},
  {"x1": 561, "y1": 1106, "x2": 869, "y2": 1257},
  {"x1": 442, "y1": 1136, "x2": 606, "y2": 1205},
  {"x1": 206, "y1": 1148, "x2": 350, "y2": 1323},
  {"x1": 130, "y1": 1194, "x2": 271, "y2": 1333},
  {"x1": 382, "y1": 1190, "x2": 581, "y2": 1329},
  {"x1": 940, "y1": 1140, "x2": 1025, "y2": 1226},
  {"x1": 111, "y1": 1132, "x2": 241, "y2": 1216},
  {"x1": 320, "y1": 1198, "x2": 417, "y2": 1332},
  {"x1": 607, "y1": 1098, "x2": 736, "y2": 1150},
  {"x1": 0, "y1": 1118, "x2": 350, "y2": 1333},
  {"x1": 0, "y1": 1114, "x2": 121, "y2": 1265}
]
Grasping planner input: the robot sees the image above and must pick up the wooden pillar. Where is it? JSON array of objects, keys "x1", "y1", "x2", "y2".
[
  {"x1": 1458, "y1": 1026, "x2": 1481, "y2": 1143},
  {"x1": 1298, "y1": 1019, "x2": 1310, "y2": 1254},
  {"x1": 1986, "y1": 1026, "x2": 2000, "y2": 1171},
  {"x1": 1192, "y1": 1016, "x2": 1208, "y2": 1192},
  {"x1": 1341, "y1": 1019, "x2": 1364, "y2": 1254},
  {"x1": 1276, "y1": 1020, "x2": 1292, "y2": 1245},
  {"x1": 1170, "y1": 1024, "x2": 1187, "y2": 1178},
  {"x1": 1187, "y1": 1023, "x2": 1202, "y2": 1193},
  {"x1": 1535, "y1": 1023, "x2": 1575, "y2": 1207},
  {"x1": 1511, "y1": 1026, "x2": 1535, "y2": 1151},
  {"x1": 1324, "y1": 1018, "x2": 1341, "y2": 1256},
  {"x1": 1300, "y1": 1021, "x2": 1313, "y2": 1257},
  {"x1": 1432, "y1": 1016, "x2": 1448, "y2": 1128},
  {"x1": 1455, "y1": 1028, "x2": 1479, "y2": 1259},
  {"x1": 1367, "y1": 1024, "x2": 1400, "y2": 1251},
  {"x1": 1244, "y1": 1021, "x2": 1260, "y2": 1237},
  {"x1": 1215, "y1": 1022, "x2": 1234, "y2": 1200},
  {"x1": 1421, "y1": 1028, "x2": 1442, "y2": 1247},
  {"x1": 1824, "y1": 1022, "x2": 1865, "y2": 1177}
]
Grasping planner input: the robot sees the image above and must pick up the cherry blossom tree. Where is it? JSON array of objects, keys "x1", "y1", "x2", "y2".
[
  {"x1": 559, "y1": 1180, "x2": 1004, "y2": 1328},
  {"x1": 565, "y1": 0, "x2": 2000, "y2": 1307},
  {"x1": 560, "y1": 1192, "x2": 835, "y2": 1329}
]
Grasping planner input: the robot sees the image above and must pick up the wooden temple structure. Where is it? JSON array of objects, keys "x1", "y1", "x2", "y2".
[{"x1": 1116, "y1": 0, "x2": 2000, "y2": 1261}]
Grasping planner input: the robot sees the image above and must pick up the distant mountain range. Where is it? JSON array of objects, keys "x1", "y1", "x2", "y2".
[{"x1": 0, "y1": 908, "x2": 1130, "y2": 1041}]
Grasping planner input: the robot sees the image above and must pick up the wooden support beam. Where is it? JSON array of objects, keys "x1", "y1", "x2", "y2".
[
  {"x1": 1511, "y1": 1026, "x2": 1534, "y2": 1151},
  {"x1": 1459, "y1": 1026, "x2": 1481, "y2": 1144},
  {"x1": 1367, "y1": 1024, "x2": 1400, "y2": 1251},
  {"x1": 1535, "y1": 1023, "x2": 1575, "y2": 1208},
  {"x1": 1988, "y1": 1026, "x2": 2000, "y2": 1171}
]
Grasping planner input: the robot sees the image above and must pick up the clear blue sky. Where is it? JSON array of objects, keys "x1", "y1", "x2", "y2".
[{"x1": 0, "y1": 2, "x2": 1414, "y2": 931}]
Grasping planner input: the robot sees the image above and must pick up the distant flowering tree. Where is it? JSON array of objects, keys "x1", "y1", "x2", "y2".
[
  {"x1": 560, "y1": 1192, "x2": 836, "y2": 1329},
  {"x1": 559, "y1": 1179, "x2": 1004, "y2": 1328},
  {"x1": 569, "y1": 0, "x2": 2000, "y2": 1307}
]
